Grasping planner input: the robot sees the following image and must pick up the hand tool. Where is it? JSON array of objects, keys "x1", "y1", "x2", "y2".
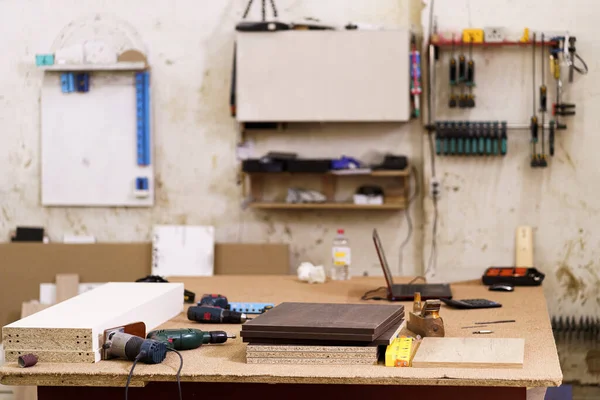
[
  {"x1": 530, "y1": 32, "x2": 539, "y2": 167},
  {"x1": 474, "y1": 320, "x2": 516, "y2": 325},
  {"x1": 477, "y1": 123, "x2": 485, "y2": 155},
  {"x1": 455, "y1": 122, "x2": 464, "y2": 155},
  {"x1": 566, "y1": 36, "x2": 588, "y2": 82},
  {"x1": 147, "y1": 328, "x2": 236, "y2": 350},
  {"x1": 553, "y1": 103, "x2": 576, "y2": 116},
  {"x1": 549, "y1": 120, "x2": 555, "y2": 156},
  {"x1": 473, "y1": 330, "x2": 493, "y2": 334},
  {"x1": 407, "y1": 293, "x2": 445, "y2": 337},
  {"x1": 492, "y1": 121, "x2": 499, "y2": 155},
  {"x1": 458, "y1": 41, "x2": 467, "y2": 108},
  {"x1": 187, "y1": 305, "x2": 251, "y2": 323},
  {"x1": 17, "y1": 354, "x2": 38, "y2": 368},
  {"x1": 500, "y1": 121, "x2": 508, "y2": 155},
  {"x1": 385, "y1": 337, "x2": 415, "y2": 367},
  {"x1": 449, "y1": 123, "x2": 457, "y2": 155},
  {"x1": 435, "y1": 122, "x2": 443, "y2": 155},
  {"x1": 539, "y1": 33, "x2": 548, "y2": 167},
  {"x1": 102, "y1": 329, "x2": 167, "y2": 364},
  {"x1": 465, "y1": 35, "x2": 475, "y2": 108},
  {"x1": 448, "y1": 35, "x2": 457, "y2": 108}
]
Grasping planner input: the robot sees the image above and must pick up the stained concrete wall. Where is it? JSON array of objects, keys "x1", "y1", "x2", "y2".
[
  {"x1": 0, "y1": 0, "x2": 422, "y2": 277},
  {"x1": 421, "y1": 0, "x2": 600, "y2": 317}
]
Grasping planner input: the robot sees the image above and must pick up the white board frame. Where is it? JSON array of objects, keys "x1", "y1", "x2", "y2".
[{"x1": 41, "y1": 71, "x2": 153, "y2": 206}]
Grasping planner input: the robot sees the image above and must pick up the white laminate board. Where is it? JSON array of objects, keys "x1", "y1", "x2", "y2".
[
  {"x1": 41, "y1": 72, "x2": 153, "y2": 206},
  {"x1": 4, "y1": 283, "x2": 182, "y2": 360},
  {"x1": 412, "y1": 337, "x2": 525, "y2": 369},
  {"x1": 236, "y1": 30, "x2": 410, "y2": 122}
]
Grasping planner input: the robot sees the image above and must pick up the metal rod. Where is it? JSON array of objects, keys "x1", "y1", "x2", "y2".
[{"x1": 428, "y1": 43, "x2": 436, "y2": 125}]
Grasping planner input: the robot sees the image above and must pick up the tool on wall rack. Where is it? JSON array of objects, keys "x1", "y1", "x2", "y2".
[
  {"x1": 457, "y1": 42, "x2": 467, "y2": 108},
  {"x1": 448, "y1": 34, "x2": 457, "y2": 108},
  {"x1": 530, "y1": 33, "x2": 539, "y2": 168},
  {"x1": 538, "y1": 33, "x2": 548, "y2": 167},
  {"x1": 435, "y1": 121, "x2": 506, "y2": 156},
  {"x1": 465, "y1": 35, "x2": 476, "y2": 108}
]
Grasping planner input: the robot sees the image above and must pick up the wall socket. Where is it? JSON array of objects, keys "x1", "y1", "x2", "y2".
[{"x1": 430, "y1": 177, "x2": 441, "y2": 199}]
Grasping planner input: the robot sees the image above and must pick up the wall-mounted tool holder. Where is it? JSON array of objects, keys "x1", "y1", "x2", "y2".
[
  {"x1": 435, "y1": 121, "x2": 507, "y2": 157},
  {"x1": 428, "y1": 28, "x2": 588, "y2": 167}
]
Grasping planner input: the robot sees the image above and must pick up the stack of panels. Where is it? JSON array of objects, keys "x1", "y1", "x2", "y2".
[
  {"x1": 247, "y1": 344, "x2": 379, "y2": 365},
  {"x1": 2, "y1": 283, "x2": 183, "y2": 363},
  {"x1": 241, "y1": 302, "x2": 404, "y2": 364}
]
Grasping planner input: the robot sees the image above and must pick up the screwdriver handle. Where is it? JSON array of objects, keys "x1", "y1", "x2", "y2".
[
  {"x1": 501, "y1": 122, "x2": 508, "y2": 156},
  {"x1": 466, "y1": 60, "x2": 475, "y2": 86},
  {"x1": 458, "y1": 55, "x2": 466, "y2": 82},
  {"x1": 449, "y1": 59, "x2": 457, "y2": 85},
  {"x1": 539, "y1": 86, "x2": 547, "y2": 112},
  {"x1": 549, "y1": 121, "x2": 555, "y2": 156}
]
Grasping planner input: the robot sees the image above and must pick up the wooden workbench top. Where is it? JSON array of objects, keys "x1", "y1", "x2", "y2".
[{"x1": 0, "y1": 276, "x2": 562, "y2": 388}]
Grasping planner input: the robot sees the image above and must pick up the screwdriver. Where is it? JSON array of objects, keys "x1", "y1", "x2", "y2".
[
  {"x1": 492, "y1": 121, "x2": 499, "y2": 155},
  {"x1": 456, "y1": 122, "x2": 464, "y2": 155},
  {"x1": 464, "y1": 122, "x2": 472, "y2": 155},
  {"x1": 450, "y1": 123, "x2": 457, "y2": 155},
  {"x1": 549, "y1": 120, "x2": 555, "y2": 156},
  {"x1": 539, "y1": 33, "x2": 548, "y2": 167},
  {"x1": 478, "y1": 123, "x2": 485, "y2": 155},
  {"x1": 187, "y1": 306, "x2": 251, "y2": 324},
  {"x1": 466, "y1": 35, "x2": 476, "y2": 108},
  {"x1": 458, "y1": 41, "x2": 467, "y2": 108},
  {"x1": 471, "y1": 124, "x2": 478, "y2": 156},
  {"x1": 501, "y1": 121, "x2": 508, "y2": 156},
  {"x1": 449, "y1": 35, "x2": 458, "y2": 108},
  {"x1": 530, "y1": 33, "x2": 539, "y2": 167}
]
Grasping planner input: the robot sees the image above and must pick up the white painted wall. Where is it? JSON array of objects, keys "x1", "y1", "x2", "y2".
[
  {"x1": 0, "y1": 0, "x2": 422, "y2": 277},
  {"x1": 421, "y1": 0, "x2": 600, "y2": 316}
]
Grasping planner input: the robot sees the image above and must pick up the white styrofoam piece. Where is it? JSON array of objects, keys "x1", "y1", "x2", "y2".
[
  {"x1": 83, "y1": 40, "x2": 118, "y2": 64},
  {"x1": 41, "y1": 72, "x2": 154, "y2": 206},
  {"x1": 55, "y1": 44, "x2": 84, "y2": 64},
  {"x1": 6, "y1": 282, "x2": 183, "y2": 362},
  {"x1": 152, "y1": 225, "x2": 215, "y2": 277},
  {"x1": 39, "y1": 282, "x2": 104, "y2": 305},
  {"x1": 236, "y1": 30, "x2": 410, "y2": 122},
  {"x1": 40, "y1": 62, "x2": 146, "y2": 71}
]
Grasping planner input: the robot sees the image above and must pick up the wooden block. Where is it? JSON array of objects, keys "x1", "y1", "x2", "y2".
[
  {"x1": 242, "y1": 302, "x2": 403, "y2": 336},
  {"x1": 3, "y1": 283, "x2": 183, "y2": 362},
  {"x1": 117, "y1": 49, "x2": 148, "y2": 65},
  {"x1": 55, "y1": 274, "x2": 79, "y2": 303},
  {"x1": 412, "y1": 337, "x2": 525, "y2": 369},
  {"x1": 20, "y1": 302, "x2": 49, "y2": 319}
]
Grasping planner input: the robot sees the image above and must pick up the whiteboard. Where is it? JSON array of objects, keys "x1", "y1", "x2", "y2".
[
  {"x1": 236, "y1": 30, "x2": 410, "y2": 122},
  {"x1": 41, "y1": 72, "x2": 153, "y2": 206}
]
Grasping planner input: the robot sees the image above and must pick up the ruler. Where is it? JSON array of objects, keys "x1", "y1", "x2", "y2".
[{"x1": 385, "y1": 337, "x2": 414, "y2": 367}]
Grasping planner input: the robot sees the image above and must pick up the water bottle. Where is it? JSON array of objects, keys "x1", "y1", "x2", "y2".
[{"x1": 331, "y1": 229, "x2": 351, "y2": 280}]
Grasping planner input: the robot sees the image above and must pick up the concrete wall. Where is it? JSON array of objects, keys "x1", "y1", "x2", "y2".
[
  {"x1": 0, "y1": 0, "x2": 422, "y2": 277},
  {"x1": 421, "y1": 0, "x2": 600, "y2": 317}
]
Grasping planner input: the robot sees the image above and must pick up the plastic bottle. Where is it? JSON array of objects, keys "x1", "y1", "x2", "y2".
[{"x1": 331, "y1": 229, "x2": 351, "y2": 280}]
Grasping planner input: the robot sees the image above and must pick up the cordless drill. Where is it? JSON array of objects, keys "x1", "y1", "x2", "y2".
[
  {"x1": 187, "y1": 305, "x2": 250, "y2": 324},
  {"x1": 147, "y1": 328, "x2": 236, "y2": 351}
]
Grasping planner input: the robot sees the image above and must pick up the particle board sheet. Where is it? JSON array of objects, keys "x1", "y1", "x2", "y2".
[
  {"x1": 3, "y1": 283, "x2": 183, "y2": 363},
  {"x1": 247, "y1": 357, "x2": 377, "y2": 365},
  {"x1": 412, "y1": 337, "x2": 525, "y2": 369},
  {"x1": 242, "y1": 302, "x2": 403, "y2": 337}
]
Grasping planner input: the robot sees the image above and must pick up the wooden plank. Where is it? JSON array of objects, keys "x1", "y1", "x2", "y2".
[
  {"x1": 249, "y1": 202, "x2": 406, "y2": 210},
  {"x1": 236, "y1": 31, "x2": 410, "y2": 122},
  {"x1": 247, "y1": 357, "x2": 376, "y2": 365},
  {"x1": 242, "y1": 302, "x2": 403, "y2": 335},
  {"x1": 3, "y1": 283, "x2": 183, "y2": 362},
  {"x1": 412, "y1": 337, "x2": 525, "y2": 369},
  {"x1": 55, "y1": 274, "x2": 79, "y2": 303}
]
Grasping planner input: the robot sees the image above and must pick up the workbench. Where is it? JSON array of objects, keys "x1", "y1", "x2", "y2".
[{"x1": 0, "y1": 276, "x2": 562, "y2": 400}]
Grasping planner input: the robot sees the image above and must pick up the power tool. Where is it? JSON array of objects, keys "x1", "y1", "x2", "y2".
[
  {"x1": 147, "y1": 328, "x2": 236, "y2": 350},
  {"x1": 188, "y1": 305, "x2": 251, "y2": 324},
  {"x1": 199, "y1": 293, "x2": 274, "y2": 314},
  {"x1": 102, "y1": 330, "x2": 167, "y2": 364}
]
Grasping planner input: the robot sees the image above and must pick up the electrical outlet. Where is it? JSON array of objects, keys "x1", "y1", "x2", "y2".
[
  {"x1": 430, "y1": 177, "x2": 441, "y2": 199},
  {"x1": 484, "y1": 27, "x2": 506, "y2": 43}
]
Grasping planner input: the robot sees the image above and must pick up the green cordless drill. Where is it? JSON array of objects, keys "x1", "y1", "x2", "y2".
[{"x1": 147, "y1": 329, "x2": 236, "y2": 351}]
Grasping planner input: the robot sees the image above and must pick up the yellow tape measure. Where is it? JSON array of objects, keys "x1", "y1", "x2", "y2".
[{"x1": 385, "y1": 337, "x2": 413, "y2": 367}]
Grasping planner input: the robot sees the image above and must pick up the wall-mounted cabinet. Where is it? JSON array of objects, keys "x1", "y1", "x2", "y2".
[{"x1": 236, "y1": 30, "x2": 410, "y2": 122}]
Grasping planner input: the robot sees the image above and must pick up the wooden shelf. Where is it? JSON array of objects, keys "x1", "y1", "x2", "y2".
[
  {"x1": 245, "y1": 169, "x2": 409, "y2": 177},
  {"x1": 40, "y1": 62, "x2": 147, "y2": 72},
  {"x1": 249, "y1": 202, "x2": 406, "y2": 210},
  {"x1": 430, "y1": 39, "x2": 557, "y2": 48}
]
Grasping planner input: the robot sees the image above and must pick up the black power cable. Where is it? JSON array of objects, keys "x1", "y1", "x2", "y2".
[
  {"x1": 125, "y1": 353, "x2": 144, "y2": 400},
  {"x1": 167, "y1": 348, "x2": 184, "y2": 400}
]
